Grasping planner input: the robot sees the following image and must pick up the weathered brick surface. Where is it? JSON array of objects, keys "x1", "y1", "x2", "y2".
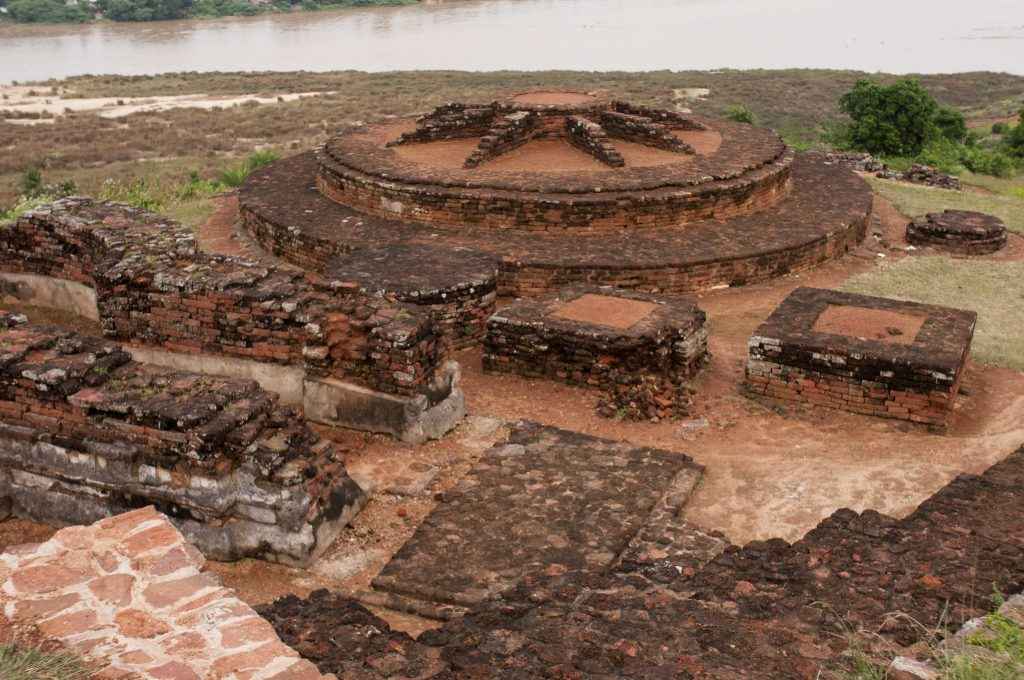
[
  {"x1": 0, "y1": 319, "x2": 365, "y2": 564},
  {"x1": 464, "y1": 111, "x2": 541, "y2": 168},
  {"x1": 262, "y1": 446, "x2": 1024, "y2": 678},
  {"x1": 240, "y1": 153, "x2": 872, "y2": 298},
  {"x1": 907, "y1": 209, "x2": 1008, "y2": 255},
  {"x1": 565, "y1": 115, "x2": 625, "y2": 166},
  {"x1": 745, "y1": 287, "x2": 976, "y2": 429},
  {"x1": 599, "y1": 110, "x2": 695, "y2": 154},
  {"x1": 0, "y1": 198, "x2": 448, "y2": 397},
  {"x1": 0, "y1": 507, "x2": 334, "y2": 680},
  {"x1": 483, "y1": 287, "x2": 708, "y2": 412}
]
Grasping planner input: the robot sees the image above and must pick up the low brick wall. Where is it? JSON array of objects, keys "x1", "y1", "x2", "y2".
[
  {"x1": 745, "y1": 287, "x2": 976, "y2": 429},
  {"x1": 599, "y1": 110, "x2": 695, "y2": 153},
  {"x1": 611, "y1": 100, "x2": 709, "y2": 131},
  {"x1": 0, "y1": 507, "x2": 331, "y2": 679},
  {"x1": 484, "y1": 286, "x2": 708, "y2": 393},
  {"x1": 0, "y1": 198, "x2": 448, "y2": 398},
  {"x1": 388, "y1": 102, "x2": 497, "y2": 145},
  {"x1": 0, "y1": 317, "x2": 366, "y2": 564},
  {"x1": 565, "y1": 116, "x2": 625, "y2": 167},
  {"x1": 464, "y1": 111, "x2": 540, "y2": 168}
]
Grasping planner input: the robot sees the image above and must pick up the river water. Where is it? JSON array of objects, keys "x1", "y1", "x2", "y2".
[{"x1": 0, "y1": 0, "x2": 1021, "y2": 83}]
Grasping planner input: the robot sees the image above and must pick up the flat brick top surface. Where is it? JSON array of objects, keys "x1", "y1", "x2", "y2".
[
  {"x1": 812, "y1": 304, "x2": 927, "y2": 346},
  {"x1": 911, "y1": 209, "x2": 1007, "y2": 240},
  {"x1": 321, "y1": 116, "x2": 787, "y2": 195},
  {"x1": 323, "y1": 243, "x2": 498, "y2": 298},
  {"x1": 551, "y1": 293, "x2": 659, "y2": 329},
  {"x1": 371, "y1": 421, "x2": 703, "y2": 607},
  {"x1": 493, "y1": 286, "x2": 705, "y2": 340},
  {"x1": 241, "y1": 152, "x2": 872, "y2": 273},
  {"x1": 0, "y1": 507, "x2": 330, "y2": 680},
  {"x1": 753, "y1": 287, "x2": 977, "y2": 373}
]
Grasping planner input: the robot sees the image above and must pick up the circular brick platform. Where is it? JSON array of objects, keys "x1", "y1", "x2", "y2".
[
  {"x1": 317, "y1": 114, "x2": 792, "y2": 233},
  {"x1": 240, "y1": 151, "x2": 872, "y2": 298},
  {"x1": 907, "y1": 210, "x2": 1008, "y2": 255}
]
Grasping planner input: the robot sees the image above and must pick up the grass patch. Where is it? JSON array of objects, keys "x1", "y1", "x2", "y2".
[
  {"x1": 841, "y1": 257, "x2": 1024, "y2": 370},
  {"x1": 866, "y1": 176, "x2": 1024, "y2": 234},
  {"x1": 0, "y1": 644, "x2": 91, "y2": 680}
]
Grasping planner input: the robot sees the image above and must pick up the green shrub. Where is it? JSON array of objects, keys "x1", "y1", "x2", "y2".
[
  {"x1": 724, "y1": 105, "x2": 756, "y2": 125},
  {"x1": 97, "y1": 0, "x2": 190, "y2": 21},
  {"x1": 992, "y1": 122, "x2": 1010, "y2": 135},
  {"x1": 961, "y1": 147, "x2": 1017, "y2": 178},
  {"x1": 99, "y1": 177, "x2": 165, "y2": 211},
  {"x1": 935, "y1": 107, "x2": 968, "y2": 144},
  {"x1": 5, "y1": 0, "x2": 90, "y2": 22},
  {"x1": 192, "y1": 0, "x2": 259, "y2": 16},
  {"x1": 218, "y1": 149, "x2": 279, "y2": 187},
  {"x1": 839, "y1": 79, "x2": 940, "y2": 156}
]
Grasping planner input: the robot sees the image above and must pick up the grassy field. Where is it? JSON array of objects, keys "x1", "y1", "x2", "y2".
[
  {"x1": 842, "y1": 257, "x2": 1024, "y2": 371},
  {"x1": 3, "y1": 69, "x2": 1023, "y2": 208},
  {"x1": 867, "y1": 177, "x2": 1024, "y2": 234}
]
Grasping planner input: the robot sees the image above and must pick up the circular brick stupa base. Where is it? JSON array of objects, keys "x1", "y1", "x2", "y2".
[{"x1": 907, "y1": 210, "x2": 1008, "y2": 255}]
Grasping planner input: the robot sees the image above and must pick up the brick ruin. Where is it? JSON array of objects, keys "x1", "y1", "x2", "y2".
[
  {"x1": 484, "y1": 287, "x2": 708, "y2": 418},
  {"x1": 0, "y1": 507, "x2": 330, "y2": 679},
  {"x1": 0, "y1": 198, "x2": 465, "y2": 442},
  {"x1": 745, "y1": 287, "x2": 976, "y2": 429},
  {"x1": 907, "y1": 209, "x2": 1008, "y2": 255},
  {"x1": 0, "y1": 315, "x2": 365, "y2": 564},
  {"x1": 257, "y1": 438, "x2": 1024, "y2": 679},
  {"x1": 239, "y1": 90, "x2": 874, "y2": 325}
]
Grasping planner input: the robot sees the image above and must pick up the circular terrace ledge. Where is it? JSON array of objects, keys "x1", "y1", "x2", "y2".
[{"x1": 315, "y1": 96, "x2": 794, "y2": 232}]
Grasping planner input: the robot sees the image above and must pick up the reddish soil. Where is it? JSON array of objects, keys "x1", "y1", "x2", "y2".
[
  {"x1": 390, "y1": 137, "x2": 486, "y2": 169},
  {"x1": 811, "y1": 304, "x2": 926, "y2": 344},
  {"x1": 4, "y1": 194, "x2": 1024, "y2": 639},
  {"x1": 551, "y1": 293, "x2": 658, "y2": 329},
  {"x1": 510, "y1": 91, "x2": 598, "y2": 106}
]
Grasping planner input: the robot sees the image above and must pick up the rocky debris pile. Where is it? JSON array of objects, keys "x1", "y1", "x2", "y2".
[
  {"x1": 907, "y1": 209, "x2": 1008, "y2": 255},
  {"x1": 595, "y1": 371, "x2": 696, "y2": 422},
  {"x1": 262, "y1": 446, "x2": 1024, "y2": 678},
  {"x1": 0, "y1": 197, "x2": 448, "y2": 398},
  {"x1": 0, "y1": 507, "x2": 329, "y2": 680},
  {"x1": 388, "y1": 101, "x2": 499, "y2": 146},
  {"x1": 824, "y1": 151, "x2": 885, "y2": 172},
  {"x1": 258, "y1": 590, "x2": 445, "y2": 678},
  {"x1": 877, "y1": 163, "x2": 962, "y2": 190},
  {"x1": 0, "y1": 319, "x2": 366, "y2": 564}
]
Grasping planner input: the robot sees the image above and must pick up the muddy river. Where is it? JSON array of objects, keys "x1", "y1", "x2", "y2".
[{"x1": 0, "y1": 0, "x2": 1021, "y2": 83}]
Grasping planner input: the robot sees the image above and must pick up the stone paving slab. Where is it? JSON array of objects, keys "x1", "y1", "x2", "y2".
[
  {"x1": 370, "y1": 421, "x2": 703, "y2": 608},
  {"x1": 0, "y1": 507, "x2": 330, "y2": 680}
]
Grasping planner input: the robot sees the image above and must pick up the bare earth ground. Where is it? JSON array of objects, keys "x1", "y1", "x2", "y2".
[{"x1": 2, "y1": 194, "x2": 1024, "y2": 638}]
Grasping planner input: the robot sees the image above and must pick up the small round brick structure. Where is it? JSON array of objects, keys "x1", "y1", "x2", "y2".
[
  {"x1": 239, "y1": 91, "x2": 874, "y2": 344},
  {"x1": 907, "y1": 210, "x2": 1008, "y2": 255}
]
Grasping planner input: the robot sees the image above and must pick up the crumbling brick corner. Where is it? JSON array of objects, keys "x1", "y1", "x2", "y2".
[{"x1": 744, "y1": 287, "x2": 976, "y2": 430}]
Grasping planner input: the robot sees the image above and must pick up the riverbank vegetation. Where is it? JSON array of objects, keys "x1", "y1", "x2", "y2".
[
  {"x1": 2, "y1": 69, "x2": 1022, "y2": 220},
  {"x1": 0, "y1": 0, "x2": 417, "y2": 24}
]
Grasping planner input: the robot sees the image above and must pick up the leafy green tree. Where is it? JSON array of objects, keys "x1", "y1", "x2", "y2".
[
  {"x1": 839, "y1": 79, "x2": 940, "y2": 156},
  {"x1": 97, "y1": 0, "x2": 191, "y2": 21},
  {"x1": 1007, "y1": 110, "x2": 1024, "y2": 158},
  {"x1": 934, "y1": 106, "x2": 967, "y2": 144},
  {"x1": 6, "y1": 0, "x2": 90, "y2": 23}
]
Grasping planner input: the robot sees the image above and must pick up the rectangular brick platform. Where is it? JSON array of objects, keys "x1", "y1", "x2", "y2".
[
  {"x1": 745, "y1": 287, "x2": 976, "y2": 429},
  {"x1": 0, "y1": 507, "x2": 328, "y2": 680},
  {"x1": 0, "y1": 314, "x2": 365, "y2": 565},
  {"x1": 483, "y1": 286, "x2": 708, "y2": 390},
  {"x1": 368, "y1": 421, "x2": 707, "y2": 610}
]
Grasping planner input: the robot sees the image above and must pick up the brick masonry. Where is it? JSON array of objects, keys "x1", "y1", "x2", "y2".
[
  {"x1": 464, "y1": 111, "x2": 541, "y2": 169},
  {"x1": 0, "y1": 506, "x2": 334, "y2": 680},
  {"x1": 565, "y1": 115, "x2": 625, "y2": 167},
  {"x1": 0, "y1": 198, "x2": 449, "y2": 398},
  {"x1": 258, "y1": 442, "x2": 1024, "y2": 678},
  {"x1": 599, "y1": 110, "x2": 695, "y2": 154},
  {"x1": 906, "y1": 209, "x2": 1008, "y2": 255},
  {"x1": 239, "y1": 152, "x2": 872, "y2": 299},
  {"x1": 0, "y1": 316, "x2": 366, "y2": 564},
  {"x1": 745, "y1": 287, "x2": 976, "y2": 429},
  {"x1": 483, "y1": 286, "x2": 708, "y2": 398}
]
